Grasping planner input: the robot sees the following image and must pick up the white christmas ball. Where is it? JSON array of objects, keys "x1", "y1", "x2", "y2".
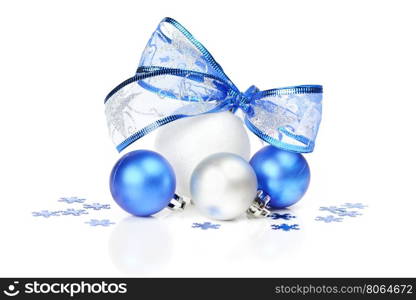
[
  {"x1": 190, "y1": 152, "x2": 258, "y2": 220},
  {"x1": 154, "y1": 111, "x2": 250, "y2": 198}
]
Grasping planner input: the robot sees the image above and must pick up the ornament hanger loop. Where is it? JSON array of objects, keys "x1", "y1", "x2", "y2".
[
  {"x1": 247, "y1": 190, "x2": 271, "y2": 218},
  {"x1": 167, "y1": 194, "x2": 188, "y2": 211}
]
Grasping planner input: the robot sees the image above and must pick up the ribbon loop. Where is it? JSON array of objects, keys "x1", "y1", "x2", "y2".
[{"x1": 105, "y1": 18, "x2": 323, "y2": 153}]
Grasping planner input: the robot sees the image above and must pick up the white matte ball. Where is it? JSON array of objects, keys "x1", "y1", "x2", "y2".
[
  {"x1": 154, "y1": 111, "x2": 250, "y2": 198},
  {"x1": 190, "y1": 152, "x2": 258, "y2": 220}
]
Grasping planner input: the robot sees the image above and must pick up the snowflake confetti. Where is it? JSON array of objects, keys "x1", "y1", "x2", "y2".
[
  {"x1": 315, "y1": 215, "x2": 343, "y2": 223},
  {"x1": 192, "y1": 222, "x2": 221, "y2": 230},
  {"x1": 319, "y1": 206, "x2": 347, "y2": 215},
  {"x1": 83, "y1": 203, "x2": 111, "y2": 210},
  {"x1": 32, "y1": 210, "x2": 61, "y2": 218},
  {"x1": 271, "y1": 223, "x2": 300, "y2": 231},
  {"x1": 268, "y1": 212, "x2": 296, "y2": 220},
  {"x1": 336, "y1": 210, "x2": 362, "y2": 217},
  {"x1": 58, "y1": 196, "x2": 86, "y2": 204},
  {"x1": 342, "y1": 202, "x2": 367, "y2": 209},
  {"x1": 85, "y1": 219, "x2": 115, "y2": 227},
  {"x1": 60, "y1": 208, "x2": 88, "y2": 216}
]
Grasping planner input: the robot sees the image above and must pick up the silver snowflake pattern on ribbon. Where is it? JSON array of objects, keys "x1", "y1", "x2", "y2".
[{"x1": 104, "y1": 17, "x2": 323, "y2": 153}]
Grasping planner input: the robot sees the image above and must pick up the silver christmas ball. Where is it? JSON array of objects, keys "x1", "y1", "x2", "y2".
[{"x1": 190, "y1": 153, "x2": 258, "y2": 220}]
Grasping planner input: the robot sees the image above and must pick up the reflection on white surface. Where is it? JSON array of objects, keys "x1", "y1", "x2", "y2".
[
  {"x1": 109, "y1": 216, "x2": 172, "y2": 274},
  {"x1": 222, "y1": 211, "x2": 305, "y2": 264},
  {"x1": 252, "y1": 211, "x2": 305, "y2": 259}
]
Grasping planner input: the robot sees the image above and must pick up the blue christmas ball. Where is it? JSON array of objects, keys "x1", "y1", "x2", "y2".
[
  {"x1": 249, "y1": 146, "x2": 310, "y2": 209},
  {"x1": 109, "y1": 150, "x2": 176, "y2": 217}
]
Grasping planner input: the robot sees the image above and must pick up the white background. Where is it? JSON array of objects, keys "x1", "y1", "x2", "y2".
[{"x1": 1, "y1": 0, "x2": 415, "y2": 277}]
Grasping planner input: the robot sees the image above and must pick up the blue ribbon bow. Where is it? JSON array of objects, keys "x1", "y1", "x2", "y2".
[{"x1": 105, "y1": 17, "x2": 323, "y2": 153}]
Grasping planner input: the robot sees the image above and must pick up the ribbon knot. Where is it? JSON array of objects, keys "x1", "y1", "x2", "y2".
[
  {"x1": 230, "y1": 85, "x2": 260, "y2": 116},
  {"x1": 104, "y1": 17, "x2": 323, "y2": 153}
]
